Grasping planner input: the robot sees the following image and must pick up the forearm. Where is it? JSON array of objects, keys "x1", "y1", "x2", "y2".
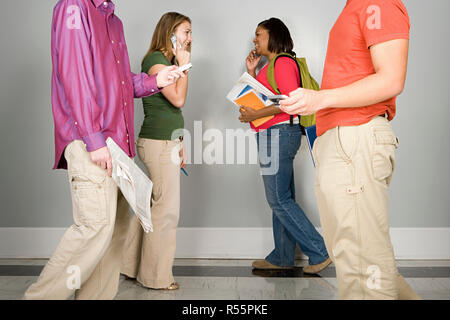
[
  {"x1": 319, "y1": 64, "x2": 406, "y2": 110},
  {"x1": 172, "y1": 75, "x2": 189, "y2": 108},
  {"x1": 256, "y1": 105, "x2": 282, "y2": 118}
]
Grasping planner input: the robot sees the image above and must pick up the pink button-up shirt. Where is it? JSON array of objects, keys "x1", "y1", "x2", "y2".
[{"x1": 51, "y1": 0, "x2": 161, "y2": 169}]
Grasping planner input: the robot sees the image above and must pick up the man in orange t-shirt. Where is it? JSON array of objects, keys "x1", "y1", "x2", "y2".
[{"x1": 280, "y1": 0, "x2": 421, "y2": 299}]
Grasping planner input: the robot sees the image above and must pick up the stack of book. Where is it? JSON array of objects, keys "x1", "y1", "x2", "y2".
[
  {"x1": 226, "y1": 72, "x2": 276, "y2": 127},
  {"x1": 227, "y1": 72, "x2": 318, "y2": 167}
]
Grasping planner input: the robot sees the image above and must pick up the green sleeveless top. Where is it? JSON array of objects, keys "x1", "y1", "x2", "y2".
[{"x1": 139, "y1": 51, "x2": 184, "y2": 140}]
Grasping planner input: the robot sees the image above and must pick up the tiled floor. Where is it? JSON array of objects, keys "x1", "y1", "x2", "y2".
[{"x1": 0, "y1": 259, "x2": 449, "y2": 300}]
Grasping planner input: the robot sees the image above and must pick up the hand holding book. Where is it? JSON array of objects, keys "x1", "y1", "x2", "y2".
[
  {"x1": 227, "y1": 72, "x2": 284, "y2": 127},
  {"x1": 238, "y1": 106, "x2": 259, "y2": 123},
  {"x1": 239, "y1": 105, "x2": 283, "y2": 124},
  {"x1": 233, "y1": 90, "x2": 274, "y2": 127}
]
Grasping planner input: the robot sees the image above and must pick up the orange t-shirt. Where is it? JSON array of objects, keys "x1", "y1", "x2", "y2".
[{"x1": 317, "y1": 0, "x2": 410, "y2": 136}]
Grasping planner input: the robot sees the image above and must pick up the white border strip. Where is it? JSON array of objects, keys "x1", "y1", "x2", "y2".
[{"x1": 0, "y1": 227, "x2": 448, "y2": 259}]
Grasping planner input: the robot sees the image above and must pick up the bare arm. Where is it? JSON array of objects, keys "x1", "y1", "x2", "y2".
[
  {"x1": 280, "y1": 39, "x2": 410, "y2": 115},
  {"x1": 321, "y1": 39, "x2": 409, "y2": 109},
  {"x1": 239, "y1": 105, "x2": 282, "y2": 123},
  {"x1": 147, "y1": 64, "x2": 189, "y2": 108},
  {"x1": 254, "y1": 105, "x2": 282, "y2": 118}
]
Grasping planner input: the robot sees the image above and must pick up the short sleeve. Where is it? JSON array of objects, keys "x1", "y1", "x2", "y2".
[
  {"x1": 274, "y1": 57, "x2": 301, "y2": 95},
  {"x1": 359, "y1": 0, "x2": 410, "y2": 48},
  {"x1": 142, "y1": 51, "x2": 170, "y2": 73}
]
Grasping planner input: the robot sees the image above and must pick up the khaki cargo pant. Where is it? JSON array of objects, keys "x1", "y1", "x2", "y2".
[
  {"x1": 121, "y1": 138, "x2": 181, "y2": 289},
  {"x1": 23, "y1": 140, "x2": 129, "y2": 300},
  {"x1": 313, "y1": 116, "x2": 421, "y2": 300}
]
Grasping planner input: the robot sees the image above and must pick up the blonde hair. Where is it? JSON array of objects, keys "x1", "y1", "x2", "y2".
[{"x1": 142, "y1": 12, "x2": 191, "y2": 67}]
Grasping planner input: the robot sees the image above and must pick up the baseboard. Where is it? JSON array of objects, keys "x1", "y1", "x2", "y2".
[{"x1": 0, "y1": 227, "x2": 448, "y2": 260}]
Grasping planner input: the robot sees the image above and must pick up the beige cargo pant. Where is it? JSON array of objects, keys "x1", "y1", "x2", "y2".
[
  {"x1": 23, "y1": 140, "x2": 129, "y2": 300},
  {"x1": 121, "y1": 138, "x2": 181, "y2": 289},
  {"x1": 313, "y1": 116, "x2": 421, "y2": 300}
]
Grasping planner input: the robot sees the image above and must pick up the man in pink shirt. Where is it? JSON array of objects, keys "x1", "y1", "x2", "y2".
[{"x1": 23, "y1": 0, "x2": 184, "y2": 300}]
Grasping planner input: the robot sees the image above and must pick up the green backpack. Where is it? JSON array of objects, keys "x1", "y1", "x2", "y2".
[{"x1": 267, "y1": 53, "x2": 319, "y2": 129}]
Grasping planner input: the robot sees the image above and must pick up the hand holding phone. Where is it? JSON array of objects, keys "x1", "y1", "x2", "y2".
[
  {"x1": 171, "y1": 34, "x2": 179, "y2": 52},
  {"x1": 267, "y1": 95, "x2": 289, "y2": 107},
  {"x1": 246, "y1": 50, "x2": 262, "y2": 75},
  {"x1": 178, "y1": 63, "x2": 192, "y2": 73}
]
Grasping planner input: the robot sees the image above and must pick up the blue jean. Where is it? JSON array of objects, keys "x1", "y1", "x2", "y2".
[{"x1": 256, "y1": 123, "x2": 329, "y2": 266}]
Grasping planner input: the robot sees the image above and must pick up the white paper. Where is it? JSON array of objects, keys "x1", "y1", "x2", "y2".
[
  {"x1": 226, "y1": 72, "x2": 274, "y2": 107},
  {"x1": 106, "y1": 137, "x2": 153, "y2": 233}
]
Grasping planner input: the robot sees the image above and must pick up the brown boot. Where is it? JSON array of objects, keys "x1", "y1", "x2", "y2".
[
  {"x1": 302, "y1": 258, "x2": 332, "y2": 274},
  {"x1": 252, "y1": 259, "x2": 295, "y2": 270}
]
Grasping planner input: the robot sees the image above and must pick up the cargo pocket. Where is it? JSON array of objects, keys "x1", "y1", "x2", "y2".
[
  {"x1": 371, "y1": 128, "x2": 399, "y2": 187},
  {"x1": 70, "y1": 174, "x2": 108, "y2": 226}
]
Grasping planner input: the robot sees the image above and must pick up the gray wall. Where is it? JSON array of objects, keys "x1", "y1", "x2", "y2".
[{"x1": 0, "y1": 0, "x2": 449, "y2": 228}]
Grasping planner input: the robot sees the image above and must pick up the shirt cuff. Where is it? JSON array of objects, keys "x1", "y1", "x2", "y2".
[
  {"x1": 133, "y1": 72, "x2": 162, "y2": 98},
  {"x1": 142, "y1": 73, "x2": 161, "y2": 93},
  {"x1": 82, "y1": 131, "x2": 106, "y2": 152}
]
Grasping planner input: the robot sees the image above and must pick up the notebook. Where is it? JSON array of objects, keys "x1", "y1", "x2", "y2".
[
  {"x1": 234, "y1": 89, "x2": 274, "y2": 127},
  {"x1": 304, "y1": 124, "x2": 317, "y2": 167}
]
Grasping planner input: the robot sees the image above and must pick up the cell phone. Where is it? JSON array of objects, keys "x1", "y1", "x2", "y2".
[
  {"x1": 171, "y1": 34, "x2": 177, "y2": 51},
  {"x1": 178, "y1": 63, "x2": 192, "y2": 72},
  {"x1": 267, "y1": 95, "x2": 289, "y2": 107}
]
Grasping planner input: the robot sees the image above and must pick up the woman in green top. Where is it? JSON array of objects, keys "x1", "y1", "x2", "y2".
[{"x1": 121, "y1": 12, "x2": 192, "y2": 290}]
